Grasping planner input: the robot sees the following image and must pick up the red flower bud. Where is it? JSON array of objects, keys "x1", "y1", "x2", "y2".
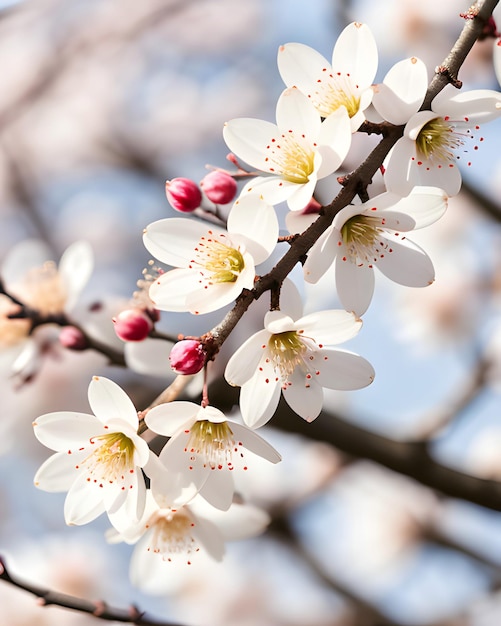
[
  {"x1": 165, "y1": 178, "x2": 202, "y2": 213},
  {"x1": 59, "y1": 326, "x2": 88, "y2": 350},
  {"x1": 113, "y1": 309, "x2": 153, "y2": 342},
  {"x1": 200, "y1": 171, "x2": 238, "y2": 205},
  {"x1": 169, "y1": 339, "x2": 206, "y2": 375}
]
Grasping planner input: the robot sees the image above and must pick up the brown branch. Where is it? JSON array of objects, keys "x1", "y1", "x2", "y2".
[{"x1": 0, "y1": 556, "x2": 186, "y2": 626}]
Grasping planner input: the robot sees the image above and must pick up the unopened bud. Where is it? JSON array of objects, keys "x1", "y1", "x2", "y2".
[
  {"x1": 301, "y1": 197, "x2": 322, "y2": 215},
  {"x1": 201, "y1": 171, "x2": 238, "y2": 205},
  {"x1": 169, "y1": 339, "x2": 206, "y2": 375},
  {"x1": 59, "y1": 326, "x2": 88, "y2": 350},
  {"x1": 113, "y1": 309, "x2": 153, "y2": 342},
  {"x1": 165, "y1": 178, "x2": 202, "y2": 213}
]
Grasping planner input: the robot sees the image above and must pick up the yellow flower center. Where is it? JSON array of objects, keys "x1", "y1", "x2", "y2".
[
  {"x1": 77, "y1": 431, "x2": 136, "y2": 485},
  {"x1": 190, "y1": 231, "x2": 245, "y2": 284},
  {"x1": 415, "y1": 117, "x2": 465, "y2": 164},
  {"x1": 145, "y1": 509, "x2": 199, "y2": 564},
  {"x1": 185, "y1": 420, "x2": 243, "y2": 470},
  {"x1": 265, "y1": 134, "x2": 315, "y2": 184},
  {"x1": 311, "y1": 71, "x2": 361, "y2": 118},
  {"x1": 341, "y1": 214, "x2": 387, "y2": 265},
  {"x1": 21, "y1": 261, "x2": 68, "y2": 316},
  {"x1": 268, "y1": 330, "x2": 307, "y2": 379},
  {"x1": 0, "y1": 295, "x2": 30, "y2": 347}
]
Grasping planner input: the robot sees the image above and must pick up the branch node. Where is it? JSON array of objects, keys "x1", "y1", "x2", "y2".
[{"x1": 435, "y1": 65, "x2": 463, "y2": 89}]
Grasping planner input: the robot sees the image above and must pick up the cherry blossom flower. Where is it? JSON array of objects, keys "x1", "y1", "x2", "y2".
[
  {"x1": 145, "y1": 402, "x2": 281, "y2": 510},
  {"x1": 373, "y1": 58, "x2": 501, "y2": 196},
  {"x1": 277, "y1": 22, "x2": 378, "y2": 132},
  {"x1": 0, "y1": 239, "x2": 93, "y2": 382},
  {"x1": 33, "y1": 376, "x2": 152, "y2": 532},
  {"x1": 108, "y1": 491, "x2": 270, "y2": 591},
  {"x1": 143, "y1": 194, "x2": 278, "y2": 314},
  {"x1": 224, "y1": 282, "x2": 374, "y2": 428},
  {"x1": 223, "y1": 87, "x2": 351, "y2": 211},
  {"x1": 303, "y1": 187, "x2": 448, "y2": 316}
]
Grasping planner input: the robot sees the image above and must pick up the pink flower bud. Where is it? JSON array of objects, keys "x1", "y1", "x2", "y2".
[
  {"x1": 113, "y1": 309, "x2": 153, "y2": 342},
  {"x1": 169, "y1": 339, "x2": 206, "y2": 375},
  {"x1": 59, "y1": 326, "x2": 88, "y2": 350},
  {"x1": 301, "y1": 197, "x2": 322, "y2": 215},
  {"x1": 200, "y1": 171, "x2": 238, "y2": 205},
  {"x1": 165, "y1": 178, "x2": 202, "y2": 213}
]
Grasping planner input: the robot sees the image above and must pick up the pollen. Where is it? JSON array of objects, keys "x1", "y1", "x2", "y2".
[
  {"x1": 185, "y1": 420, "x2": 239, "y2": 469},
  {"x1": 415, "y1": 116, "x2": 474, "y2": 165},
  {"x1": 341, "y1": 214, "x2": 387, "y2": 265},
  {"x1": 190, "y1": 233, "x2": 245, "y2": 284},
  {"x1": 309, "y1": 71, "x2": 360, "y2": 118},
  {"x1": 79, "y1": 431, "x2": 136, "y2": 486},
  {"x1": 146, "y1": 509, "x2": 199, "y2": 562},
  {"x1": 268, "y1": 330, "x2": 307, "y2": 379},
  {"x1": 266, "y1": 134, "x2": 315, "y2": 184}
]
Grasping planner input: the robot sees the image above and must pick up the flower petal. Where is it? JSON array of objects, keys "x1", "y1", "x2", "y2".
[
  {"x1": 335, "y1": 256, "x2": 375, "y2": 316},
  {"x1": 296, "y1": 309, "x2": 362, "y2": 345},
  {"x1": 332, "y1": 22, "x2": 378, "y2": 89},
  {"x1": 282, "y1": 369, "x2": 324, "y2": 422},
  {"x1": 143, "y1": 218, "x2": 225, "y2": 268},
  {"x1": 227, "y1": 194, "x2": 278, "y2": 264},
  {"x1": 124, "y1": 338, "x2": 175, "y2": 379},
  {"x1": 223, "y1": 118, "x2": 282, "y2": 172},
  {"x1": 33, "y1": 411, "x2": 103, "y2": 451},
  {"x1": 303, "y1": 225, "x2": 337, "y2": 284},
  {"x1": 315, "y1": 348, "x2": 375, "y2": 390},
  {"x1": 88, "y1": 376, "x2": 138, "y2": 430},
  {"x1": 432, "y1": 85, "x2": 501, "y2": 124},
  {"x1": 239, "y1": 365, "x2": 282, "y2": 429},
  {"x1": 316, "y1": 106, "x2": 352, "y2": 176},
  {"x1": 149, "y1": 268, "x2": 204, "y2": 312},
  {"x1": 146, "y1": 401, "x2": 197, "y2": 436},
  {"x1": 376, "y1": 236, "x2": 435, "y2": 287},
  {"x1": 275, "y1": 87, "x2": 321, "y2": 138},
  {"x1": 34, "y1": 450, "x2": 84, "y2": 491},
  {"x1": 230, "y1": 422, "x2": 282, "y2": 464},
  {"x1": 58, "y1": 241, "x2": 94, "y2": 311},
  {"x1": 372, "y1": 57, "x2": 427, "y2": 125},
  {"x1": 64, "y1": 472, "x2": 106, "y2": 525},
  {"x1": 225, "y1": 329, "x2": 271, "y2": 386},
  {"x1": 387, "y1": 187, "x2": 448, "y2": 229},
  {"x1": 278, "y1": 42, "x2": 330, "y2": 95},
  {"x1": 198, "y1": 471, "x2": 235, "y2": 511}
]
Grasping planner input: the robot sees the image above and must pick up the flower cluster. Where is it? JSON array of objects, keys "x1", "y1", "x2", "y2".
[{"x1": 26, "y1": 19, "x2": 501, "y2": 592}]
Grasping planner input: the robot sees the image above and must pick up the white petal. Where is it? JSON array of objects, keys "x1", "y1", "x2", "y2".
[
  {"x1": 227, "y1": 195, "x2": 279, "y2": 264},
  {"x1": 285, "y1": 208, "x2": 319, "y2": 235},
  {"x1": 278, "y1": 277, "x2": 304, "y2": 320},
  {"x1": 198, "y1": 471, "x2": 235, "y2": 511},
  {"x1": 34, "y1": 451, "x2": 83, "y2": 491},
  {"x1": 145, "y1": 401, "x2": 197, "y2": 436},
  {"x1": 223, "y1": 118, "x2": 282, "y2": 172},
  {"x1": 58, "y1": 241, "x2": 94, "y2": 311},
  {"x1": 286, "y1": 174, "x2": 319, "y2": 211},
  {"x1": 316, "y1": 106, "x2": 352, "y2": 173},
  {"x1": 1, "y1": 239, "x2": 51, "y2": 295},
  {"x1": 315, "y1": 348, "x2": 375, "y2": 390},
  {"x1": 332, "y1": 22, "x2": 378, "y2": 89},
  {"x1": 432, "y1": 85, "x2": 501, "y2": 123},
  {"x1": 296, "y1": 309, "x2": 362, "y2": 345},
  {"x1": 64, "y1": 473, "x2": 106, "y2": 525},
  {"x1": 33, "y1": 411, "x2": 102, "y2": 451},
  {"x1": 190, "y1": 514, "x2": 226, "y2": 562},
  {"x1": 303, "y1": 225, "x2": 337, "y2": 284},
  {"x1": 387, "y1": 187, "x2": 448, "y2": 229},
  {"x1": 124, "y1": 338, "x2": 175, "y2": 379},
  {"x1": 275, "y1": 87, "x2": 321, "y2": 138},
  {"x1": 335, "y1": 256, "x2": 375, "y2": 316},
  {"x1": 143, "y1": 218, "x2": 224, "y2": 267},
  {"x1": 372, "y1": 57, "x2": 427, "y2": 125},
  {"x1": 149, "y1": 268, "x2": 203, "y2": 312},
  {"x1": 277, "y1": 42, "x2": 331, "y2": 94},
  {"x1": 185, "y1": 262, "x2": 255, "y2": 314},
  {"x1": 242, "y1": 175, "x2": 301, "y2": 207},
  {"x1": 376, "y1": 235, "x2": 435, "y2": 287},
  {"x1": 264, "y1": 310, "x2": 296, "y2": 334},
  {"x1": 224, "y1": 329, "x2": 271, "y2": 386},
  {"x1": 282, "y1": 369, "x2": 324, "y2": 422},
  {"x1": 198, "y1": 501, "x2": 270, "y2": 542},
  {"x1": 239, "y1": 366, "x2": 282, "y2": 429},
  {"x1": 230, "y1": 422, "x2": 282, "y2": 464},
  {"x1": 88, "y1": 376, "x2": 138, "y2": 430}
]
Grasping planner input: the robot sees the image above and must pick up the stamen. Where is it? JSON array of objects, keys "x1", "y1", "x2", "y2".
[
  {"x1": 415, "y1": 117, "x2": 473, "y2": 164},
  {"x1": 185, "y1": 420, "x2": 238, "y2": 470},
  {"x1": 268, "y1": 330, "x2": 307, "y2": 379},
  {"x1": 21, "y1": 261, "x2": 68, "y2": 316},
  {"x1": 78, "y1": 432, "x2": 135, "y2": 485},
  {"x1": 265, "y1": 135, "x2": 315, "y2": 184},
  {"x1": 341, "y1": 215, "x2": 383, "y2": 264},
  {"x1": 310, "y1": 71, "x2": 361, "y2": 118},
  {"x1": 189, "y1": 232, "x2": 245, "y2": 284},
  {"x1": 146, "y1": 509, "x2": 199, "y2": 563}
]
